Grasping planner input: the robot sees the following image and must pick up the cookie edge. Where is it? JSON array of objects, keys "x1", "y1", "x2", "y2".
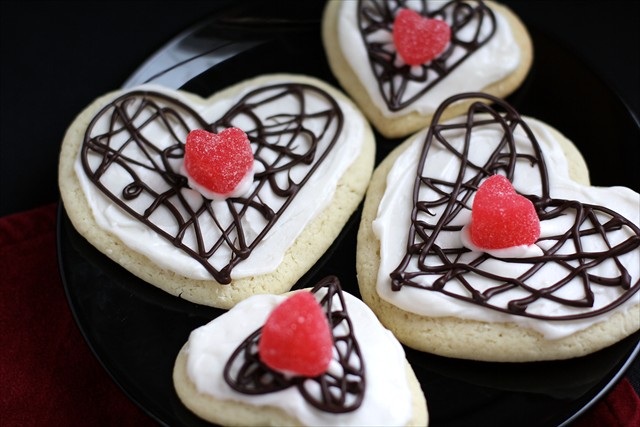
[
  {"x1": 355, "y1": 116, "x2": 639, "y2": 362},
  {"x1": 58, "y1": 73, "x2": 376, "y2": 309},
  {"x1": 322, "y1": 0, "x2": 534, "y2": 139}
]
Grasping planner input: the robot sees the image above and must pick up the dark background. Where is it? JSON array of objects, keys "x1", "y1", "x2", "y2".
[{"x1": 1, "y1": 0, "x2": 639, "y2": 422}]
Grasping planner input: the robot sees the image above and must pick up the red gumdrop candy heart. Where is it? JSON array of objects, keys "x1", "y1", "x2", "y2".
[
  {"x1": 258, "y1": 292, "x2": 333, "y2": 377},
  {"x1": 183, "y1": 128, "x2": 254, "y2": 197},
  {"x1": 393, "y1": 8, "x2": 451, "y2": 66},
  {"x1": 470, "y1": 175, "x2": 540, "y2": 249}
]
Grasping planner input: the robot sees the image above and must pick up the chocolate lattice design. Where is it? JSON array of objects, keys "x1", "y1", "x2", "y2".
[
  {"x1": 223, "y1": 276, "x2": 366, "y2": 413},
  {"x1": 357, "y1": 0, "x2": 496, "y2": 111},
  {"x1": 81, "y1": 84, "x2": 343, "y2": 284},
  {"x1": 390, "y1": 93, "x2": 640, "y2": 320}
]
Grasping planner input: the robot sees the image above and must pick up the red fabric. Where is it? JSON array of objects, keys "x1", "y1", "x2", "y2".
[
  {"x1": 1, "y1": 203, "x2": 638, "y2": 426},
  {"x1": 1, "y1": 203, "x2": 156, "y2": 427},
  {"x1": 572, "y1": 379, "x2": 640, "y2": 427}
]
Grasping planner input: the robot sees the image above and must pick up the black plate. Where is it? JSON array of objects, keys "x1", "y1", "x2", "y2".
[{"x1": 57, "y1": 2, "x2": 640, "y2": 426}]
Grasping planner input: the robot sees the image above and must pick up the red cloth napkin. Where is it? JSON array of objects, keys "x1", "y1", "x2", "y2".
[
  {"x1": 1, "y1": 203, "x2": 156, "y2": 427},
  {"x1": 1, "y1": 203, "x2": 638, "y2": 426}
]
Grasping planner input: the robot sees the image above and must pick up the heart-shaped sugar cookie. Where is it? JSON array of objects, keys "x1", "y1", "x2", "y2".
[
  {"x1": 358, "y1": 92, "x2": 640, "y2": 361},
  {"x1": 58, "y1": 74, "x2": 375, "y2": 308},
  {"x1": 322, "y1": 0, "x2": 533, "y2": 138},
  {"x1": 174, "y1": 276, "x2": 428, "y2": 425}
]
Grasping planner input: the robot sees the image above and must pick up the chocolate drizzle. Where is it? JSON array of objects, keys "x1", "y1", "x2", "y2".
[
  {"x1": 357, "y1": 0, "x2": 496, "y2": 111},
  {"x1": 223, "y1": 276, "x2": 366, "y2": 413},
  {"x1": 390, "y1": 92, "x2": 640, "y2": 320},
  {"x1": 81, "y1": 84, "x2": 343, "y2": 284}
]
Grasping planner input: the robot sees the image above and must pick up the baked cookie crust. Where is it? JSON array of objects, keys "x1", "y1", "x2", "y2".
[
  {"x1": 322, "y1": 0, "x2": 533, "y2": 138},
  {"x1": 59, "y1": 74, "x2": 375, "y2": 309},
  {"x1": 356, "y1": 114, "x2": 640, "y2": 362}
]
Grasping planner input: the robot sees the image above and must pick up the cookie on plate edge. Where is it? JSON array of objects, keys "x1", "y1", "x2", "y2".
[
  {"x1": 173, "y1": 276, "x2": 428, "y2": 426},
  {"x1": 322, "y1": 0, "x2": 533, "y2": 138},
  {"x1": 58, "y1": 73, "x2": 375, "y2": 309},
  {"x1": 357, "y1": 92, "x2": 640, "y2": 362}
]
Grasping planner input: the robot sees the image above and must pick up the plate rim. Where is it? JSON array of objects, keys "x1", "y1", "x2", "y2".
[{"x1": 55, "y1": 5, "x2": 640, "y2": 426}]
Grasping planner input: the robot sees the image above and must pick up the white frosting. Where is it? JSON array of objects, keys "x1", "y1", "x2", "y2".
[
  {"x1": 373, "y1": 115, "x2": 640, "y2": 339},
  {"x1": 75, "y1": 81, "x2": 364, "y2": 280},
  {"x1": 337, "y1": 0, "x2": 521, "y2": 117},
  {"x1": 185, "y1": 290, "x2": 413, "y2": 426},
  {"x1": 181, "y1": 163, "x2": 255, "y2": 201},
  {"x1": 459, "y1": 223, "x2": 544, "y2": 258}
]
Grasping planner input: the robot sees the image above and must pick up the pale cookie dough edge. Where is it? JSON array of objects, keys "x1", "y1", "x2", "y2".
[
  {"x1": 322, "y1": 0, "x2": 534, "y2": 139},
  {"x1": 58, "y1": 73, "x2": 376, "y2": 309},
  {"x1": 355, "y1": 118, "x2": 639, "y2": 362}
]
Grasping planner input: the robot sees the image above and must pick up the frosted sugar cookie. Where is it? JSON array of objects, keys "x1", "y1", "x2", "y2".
[
  {"x1": 322, "y1": 0, "x2": 533, "y2": 138},
  {"x1": 58, "y1": 74, "x2": 375, "y2": 308},
  {"x1": 173, "y1": 276, "x2": 428, "y2": 426},
  {"x1": 357, "y1": 92, "x2": 640, "y2": 362}
]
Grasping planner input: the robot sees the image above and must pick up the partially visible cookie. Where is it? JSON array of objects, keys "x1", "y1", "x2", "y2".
[
  {"x1": 58, "y1": 74, "x2": 375, "y2": 309},
  {"x1": 322, "y1": 0, "x2": 533, "y2": 138},
  {"x1": 357, "y1": 92, "x2": 640, "y2": 362},
  {"x1": 173, "y1": 276, "x2": 428, "y2": 426}
]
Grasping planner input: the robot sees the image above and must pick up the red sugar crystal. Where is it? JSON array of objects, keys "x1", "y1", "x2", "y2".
[
  {"x1": 258, "y1": 292, "x2": 333, "y2": 377},
  {"x1": 393, "y1": 8, "x2": 451, "y2": 66},
  {"x1": 183, "y1": 128, "x2": 253, "y2": 196},
  {"x1": 470, "y1": 175, "x2": 540, "y2": 249}
]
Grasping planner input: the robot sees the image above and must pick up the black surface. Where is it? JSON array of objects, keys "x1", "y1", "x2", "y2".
[{"x1": 2, "y1": 1, "x2": 639, "y2": 426}]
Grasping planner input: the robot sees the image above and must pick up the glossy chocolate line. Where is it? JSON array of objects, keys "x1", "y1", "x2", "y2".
[
  {"x1": 357, "y1": 0, "x2": 496, "y2": 111},
  {"x1": 81, "y1": 84, "x2": 343, "y2": 284},
  {"x1": 223, "y1": 276, "x2": 366, "y2": 413},
  {"x1": 390, "y1": 92, "x2": 640, "y2": 320}
]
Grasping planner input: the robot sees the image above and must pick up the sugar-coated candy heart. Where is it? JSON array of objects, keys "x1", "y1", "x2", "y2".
[
  {"x1": 470, "y1": 175, "x2": 540, "y2": 249},
  {"x1": 393, "y1": 8, "x2": 451, "y2": 66},
  {"x1": 258, "y1": 292, "x2": 333, "y2": 377},
  {"x1": 183, "y1": 128, "x2": 254, "y2": 199}
]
